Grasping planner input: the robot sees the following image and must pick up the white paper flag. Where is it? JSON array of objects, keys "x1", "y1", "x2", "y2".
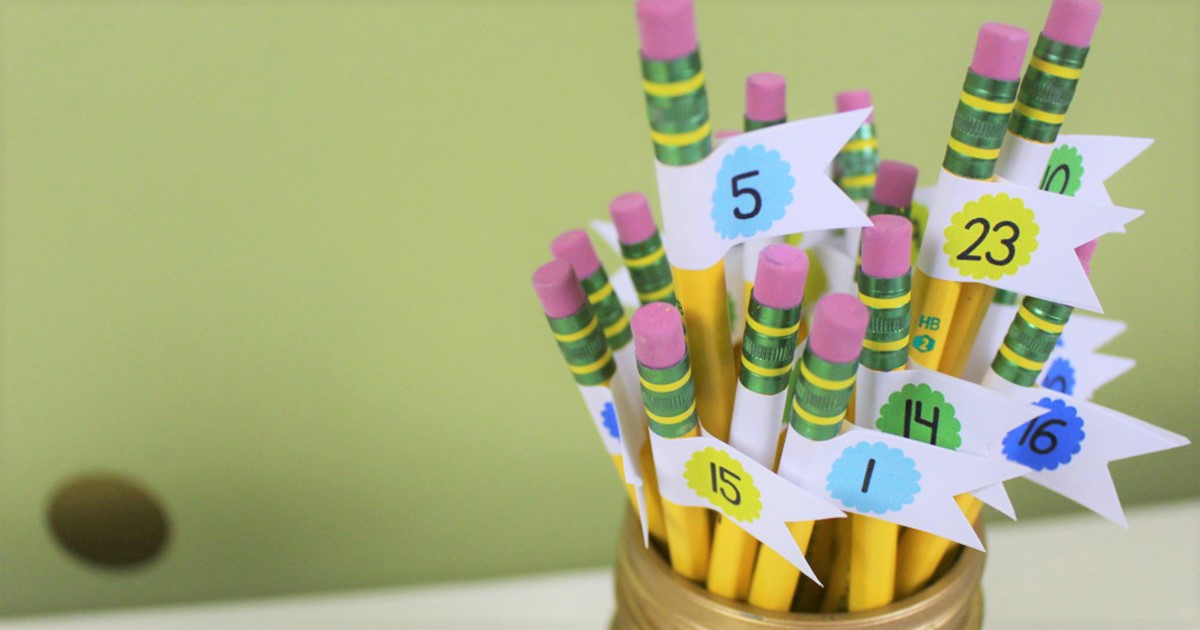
[
  {"x1": 1042, "y1": 135, "x2": 1154, "y2": 207},
  {"x1": 649, "y1": 432, "x2": 844, "y2": 582},
  {"x1": 578, "y1": 381, "x2": 649, "y2": 542},
  {"x1": 918, "y1": 170, "x2": 1142, "y2": 311},
  {"x1": 1039, "y1": 314, "x2": 1134, "y2": 400},
  {"x1": 655, "y1": 109, "x2": 873, "y2": 270},
  {"x1": 983, "y1": 377, "x2": 1190, "y2": 526},
  {"x1": 776, "y1": 426, "x2": 1027, "y2": 549},
  {"x1": 855, "y1": 365, "x2": 1045, "y2": 519}
]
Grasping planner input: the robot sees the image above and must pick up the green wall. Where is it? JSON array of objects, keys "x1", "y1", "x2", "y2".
[{"x1": 2, "y1": 0, "x2": 1195, "y2": 617}]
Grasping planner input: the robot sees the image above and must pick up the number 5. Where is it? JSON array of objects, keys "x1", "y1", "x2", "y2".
[
  {"x1": 731, "y1": 171, "x2": 761, "y2": 220},
  {"x1": 709, "y1": 462, "x2": 743, "y2": 505}
]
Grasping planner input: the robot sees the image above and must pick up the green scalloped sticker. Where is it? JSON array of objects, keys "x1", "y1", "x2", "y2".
[
  {"x1": 876, "y1": 383, "x2": 962, "y2": 450},
  {"x1": 1040, "y1": 144, "x2": 1084, "y2": 197}
]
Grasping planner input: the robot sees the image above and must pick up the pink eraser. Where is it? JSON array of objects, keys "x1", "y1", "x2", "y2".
[
  {"x1": 836, "y1": 89, "x2": 873, "y2": 122},
  {"x1": 631, "y1": 302, "x2": 687, "y2": 369},
  {"x1": 808, "y1": 294, "x2": 869, "y2": 364},
  {"x1": 714, "y1": 129, "x2": 741, "y2": 141},
  {"x1": 532, "y1": 260, "x2": 586, "y2": 320},
  {"x1": 636, "y1": 0, "x2": 697, "y2": 61},
  {"x1": 861, "y1": 215, "x2": 913, "y2": 279},
  {"x1": 1076, "y1": 239, "x2": 1098, "y2": 276},
  {"x1": 753, "y1": 244, "x2": 809, "y2": 310},
  {"x1": 872, "y1": 160, "x2": 919, "y2": 208},
  {"x1": 970, "y1": 23, "x2": 1030, "y2": 82},
  {"x1": 746, "y1": 73, "x2": 786, "y2": 122},
  {"x1": 550, "y1": 229, "x2": 602, "y2": 280},
  {"x1": 610, "y1": 192, "x2": 659, "y2": 245},
  {"x1": 1044, "y1": 0, "x2": 1102, "y2": 48}
]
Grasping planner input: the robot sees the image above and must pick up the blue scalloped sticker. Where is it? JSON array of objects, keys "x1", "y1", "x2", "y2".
[
  {"x1": 601, "y1": 401, "x2": 620, "y2": 440},
  {"x1": 1002, "y1": 397, "x2": 1085, "y2": 471},
  {"x1": 1041, "y1": 357, "x2": 1076, "y2": 395},
  {"x1": 827, "y1": 441, "x2": 921, "y2": 515},
  {"x1": 711, "y1": 145, "x2": 794, "y2": 239}
]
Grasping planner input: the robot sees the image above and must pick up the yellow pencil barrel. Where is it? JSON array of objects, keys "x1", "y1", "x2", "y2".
[{"x1": 746, "y1": 520, "x2": 814, "y2": 610}]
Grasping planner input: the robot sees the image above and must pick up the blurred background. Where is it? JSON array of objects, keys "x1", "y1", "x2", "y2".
[{"x1": 1, "y1": 0, "x2": 1195, "y2": 617}]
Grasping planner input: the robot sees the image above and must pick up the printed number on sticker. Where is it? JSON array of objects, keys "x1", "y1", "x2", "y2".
[
  {"x1": 1002, "y1": 397, "x2": 1085, "y2": 471},
  {"x1": 711, "y1": 145, "x2": 794, "y2": 240},
  {"x1": 1040, "y1": 145, "x2": 1084, "y2": 197},
  {"x1": 826, "y1": 442, "x2": 920, "y2": 515},
  {"x1": 684, "y1": 447, "x2": 763, "y2": 522},
  {"x1": 943, "y1": 193, "x2": 1039, "y2": 280}
]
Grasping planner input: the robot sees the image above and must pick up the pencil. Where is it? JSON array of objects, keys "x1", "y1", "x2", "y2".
[
  {"x1": 631, "y1": 302, "x2": 713, "y2": 581},
  {"x1": 637, "y1": 0, "x2": 737, "y2": 447},
  {"x1": 939, "y1": 0, "x2": 1103, "y2": 378},
  {"x1": 747, "y1": 294, "x2": 868, "y2": 610},
  {"x1": 709, "y1": 244, "x2": 808, "y2": 600}
]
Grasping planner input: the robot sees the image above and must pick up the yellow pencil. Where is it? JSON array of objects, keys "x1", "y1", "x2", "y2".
[
  {"x1": 634, "y1": 0, "x2": 722, "y2": 580},
  {"x1": 897, "y1": 22, "x2": 1030, "y2": 596}
]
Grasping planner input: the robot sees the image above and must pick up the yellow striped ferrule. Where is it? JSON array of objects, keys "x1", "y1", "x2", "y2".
[
  {"x1": 640, "y1": 368, "x2": 692, "y2": 394},
  {"x1": 740, "y1": 355, "x2": 792, "y2": 378},
  {"x1": 649, "y1": 122, "x2": 713, "y2": 148},
  {"x1": 625, "y1": 247, "x2": 666, "y2": 269},
  {"x1": 960, "y1": 91, "x2": 1015, "y2": 115},
  {"x1": 746, "y1": 315, "x2": 801, "y2": 338},
  {"x1": 799, "y1": 362, "x2": 856, "y2": 392},
  {"x1": 947, "y1": 136, "x2": 1002, "y2": 161},
  {"x1": 586, "y1": 282, "x2": 614, "y2": 305},
  {"x1": 553, "y1": 315, "x2": 597, "y2": 343},
  {"x1": 862, "y1": 336, "x2": 910, "y2": 353},
  {"x1": 1013, "y1": 101, "x2": 1067, "y2": 125},
  {"x1": 567, "y1": 347, "x2": 613, "y2": 376},
  {"x1": 792, "y1": 398, "x2": 846, "y2": 426},
  {"x1": 998, "y1": 343, "x2": 1044, "y2": 372},
  {"x1": 645, "y1": 401, "x2": 697, "y2": 426},
  {"x1": 1018, "y1": 303, "x2": 1066, "y2": 334},
  {"x1": 841, "y1": 138, "x2": 879, "y2": 153},
  {"x1": 637, "y1": 284, "x2": 675, "y2": 303},
  {"x1": 642, "y1": 71, "x2": 706, "y2": 98},
  {"x1": 603, "y1": 315, "x2": 630, "y2": 340},
  {"x1": 1029, "y1": 56, "x2": 1083, "y2": 80},
  {"x1": 857, "y1": 292, "x2": 910, "y2": 310},
  {"x1": 838, "y1": 173, "x2": 877, "y2": 189}
]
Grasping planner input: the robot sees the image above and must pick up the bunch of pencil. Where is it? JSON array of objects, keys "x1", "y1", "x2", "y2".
[{"x1": 531, "y1": 0, "x2": 1106, "y2": 614}]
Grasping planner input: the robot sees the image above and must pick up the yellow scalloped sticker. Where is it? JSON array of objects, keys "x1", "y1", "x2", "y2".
[
  {"x1": 684, "y1": 447, "x2": 762, "y2": 522},
  {"x1": 943, "y1": 193, "x2": 1039, "y2": 280}
]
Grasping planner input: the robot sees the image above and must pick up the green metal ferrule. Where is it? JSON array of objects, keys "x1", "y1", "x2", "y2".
[
  {"x1": 739, "y1": 297, "x2": 802, "y2": 395},
  {"x1": 580, "y1": 268, "x2": 632, "y2": 351},
  {"x1": 638, "y1": 355, "x2": 698, "y2": 438},
  {"x1": 866, "y1": 199, "x2": 910, "y2": 219},
  {"x1": 744, "y1": 115, "x2": 785, "y2": 132},
  {"x1": 1009, "y1": 35, "x2": 1089, "y2": 143},
  {"x1": 789, "y1": 346, "x2": 858, "y2": 441},
  {"x1": 990, "y1": 296, "x2": 1074, "y2": 386},
  {"x1": 993, "y1": 289, "x2": 1018, "y2": 305},
  {"x1": 641, "y1": 51, "x2": 711, "y2": 166},
  {"x1": 858, "y1": 273, "x2": 912, "y2": 372},
  {"x1": 547, "y1": 304, "x2": 614, "y2": 387},
  {"x1": 835, "y1": 122, "x2": 879, "y2": 201},
  {"x1": 944, "y1": 70, "x2": 1020, "y2": 180},
  {"x1": 619, "y1": 233, "x2": 678, "y2": 307}
]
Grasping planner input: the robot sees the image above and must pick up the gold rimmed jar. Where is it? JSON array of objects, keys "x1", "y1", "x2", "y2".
[{"x1": 612, "y1": 513, "x2": 984, "y2": 629}]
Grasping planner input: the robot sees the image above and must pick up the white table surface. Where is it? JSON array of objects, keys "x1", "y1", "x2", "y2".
[{"x1": 4, "y1": 500, "x2": 1197, "y2": 629}]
